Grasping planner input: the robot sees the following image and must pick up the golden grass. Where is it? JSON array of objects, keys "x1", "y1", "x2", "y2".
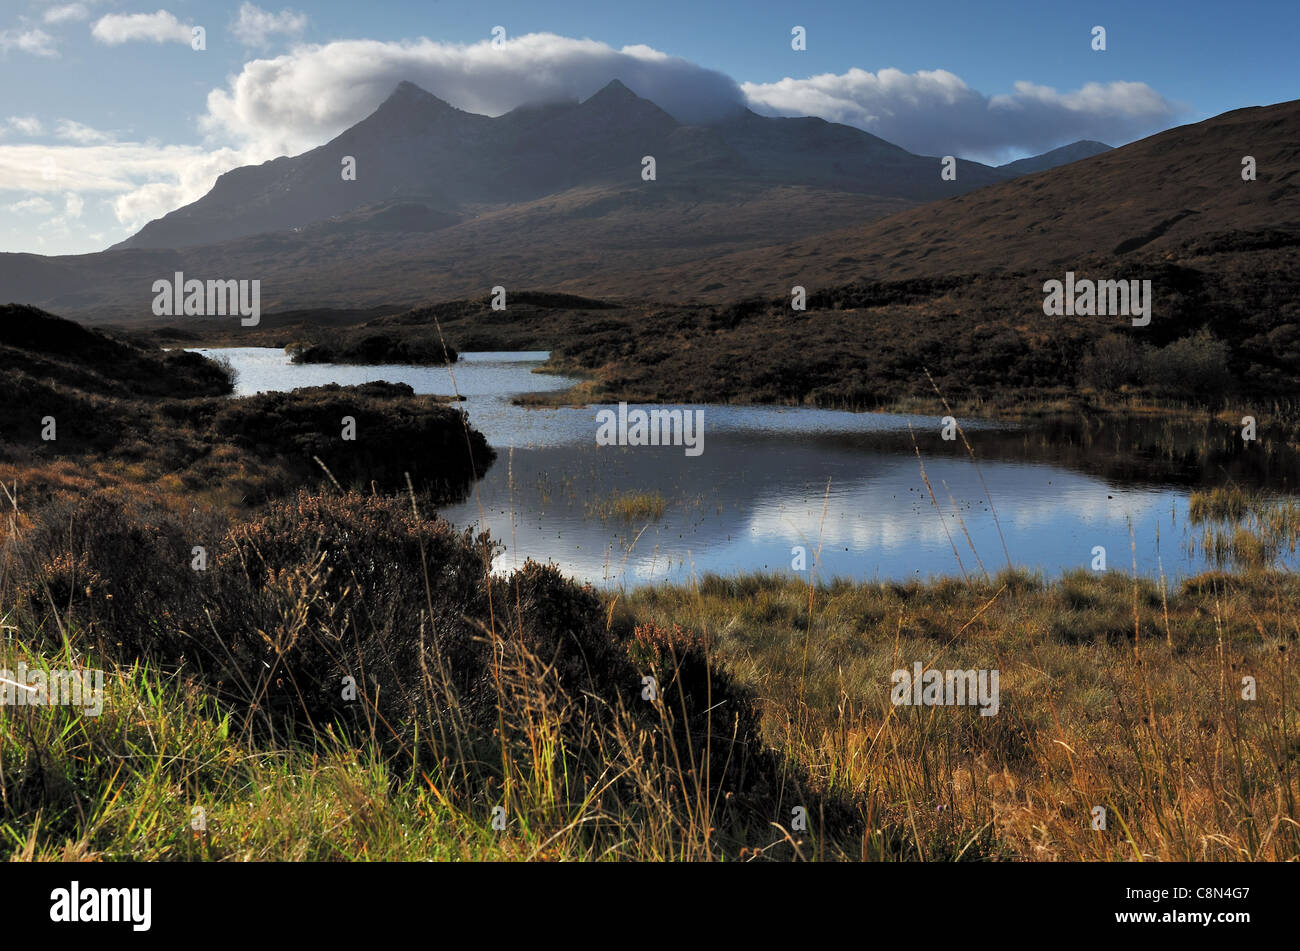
[
  {"x1": 586, "y1": 489, "x2": 668, "y2": 523},
  {"x1": 619, "y1": 567, "x2": 1300, "y2": 860},
  {"x1": 1188, "y1": 488, "x2": 1300, "y2": 569}
]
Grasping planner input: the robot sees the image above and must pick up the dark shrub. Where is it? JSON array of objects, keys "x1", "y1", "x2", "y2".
[
  {"x1": 204, "y1": 491, "x2": 496, "y2": 737},
  {"x1": 289, "y1": 332, "x2": 458, "y2": 366},
  {"x1": 1079, "y1": 335, "x2": 1144, "y2": 390},
  {"x1": 0, "y1": 304, "x2": 234, "y2": 400},
  {"x1": 623, "y1": 619, "x2": 779, "y2": 810},
  {"x1": 1144, "y1": 330, "x2": 1233, "y2": 401},
  {"x1": 9, "y1": 488, "x2": 226, "y2": 658}
]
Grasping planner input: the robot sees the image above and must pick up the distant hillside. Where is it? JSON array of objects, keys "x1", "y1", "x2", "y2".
[
  {"x1": 0, "y1": 303, "x2": 233, "y2": 458},
  {"x1": 997, "y1": 140, "x2": 1112, "y2": 176},
  {"x1": 0, "y1": 303, "x2": 491, "y2": 504},
  {"x1": 0, "y1": 303, "x2": 233, "y2": 402}
]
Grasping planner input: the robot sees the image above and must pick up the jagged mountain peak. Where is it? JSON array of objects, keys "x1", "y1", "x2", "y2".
[
  {"x1": 368, "y1": 80, "x2": 470, "y2": 122},
  {"x1": 586, "y1": 78, "x2": 637, "y2": 101},
  {"x1": 578, "y1": 78, "x2": 676, "y2": 121}
]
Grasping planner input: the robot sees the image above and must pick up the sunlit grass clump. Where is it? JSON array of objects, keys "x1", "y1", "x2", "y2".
[
  {"x1": 1188, "y1": 488, "x2": 1300, "y2": 569},
  {"x1": 586, "y1": 489, "x2": 668, "y2": 523}
]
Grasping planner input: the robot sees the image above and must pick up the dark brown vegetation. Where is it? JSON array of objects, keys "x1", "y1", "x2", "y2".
[
  {"x1": 533, "y1": 241, "x2": 1297, "y2": 414},
  {"x1": 177, "y1": 236, "x2": 1295, "y2": 425},
  {"x1": 287, "y1": 330, "x2": 458, "y2": 365},
  {"x1": 0, "y1": 304, "x2": 491, "y2": 507}
]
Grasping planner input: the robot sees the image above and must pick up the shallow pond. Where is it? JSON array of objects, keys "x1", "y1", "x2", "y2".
[{"x1": 198, "y1": 347, "x2": 1290, "y2": 588}]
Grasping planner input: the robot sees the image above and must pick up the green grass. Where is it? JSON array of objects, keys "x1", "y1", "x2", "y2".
[{"x1": 0, "y1": 641, "x2": 520, "y2": 860}]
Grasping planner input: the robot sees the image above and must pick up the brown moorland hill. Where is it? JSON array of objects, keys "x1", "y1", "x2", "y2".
[{"x1": 568, "y1": 99, "x2": 1300, "y2": 300}]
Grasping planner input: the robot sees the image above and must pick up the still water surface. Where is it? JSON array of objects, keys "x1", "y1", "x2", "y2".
[{"x1": 199, "y1": 347, "x2": 1266, "y2": 588}]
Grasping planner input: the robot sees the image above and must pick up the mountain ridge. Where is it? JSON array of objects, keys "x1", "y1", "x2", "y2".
[{"x1": 114, "y1": 78, "x2": 1036, "y2": 252}]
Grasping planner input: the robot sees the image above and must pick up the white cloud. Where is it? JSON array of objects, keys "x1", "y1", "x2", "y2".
[
  {"x1": 0, "y1": 141, "x2": 249, "y2": 231},
  {"x1": 91, "y1": 9, "x2": 193, "y2": 45},
  {"x1": 0, "y1": 27, "x2": 58, "y2": 57},
  {"x1": 63, "y1": 191, "x2": 84, "y2": 217},
  {"x1": 200, "y1": 33, "x2": 747, "y2": 156},
  {"x1": 8, "y1": 196, "x2": 54, "y2": 214},
  {"x1": 741, "y1": 68, "x2": 1181, "y2": 162},
  {"x1": 55, "y1": 119, "x2": 114, "y2": 144},
  {"x1": 110, "y1": 177, "x2": 207, "y2": 230},
  {"x1": 6, "y1": 116, "x2": 44, "y2": 136},
  {"x1": 232, "y1": 2, "x2": 306, "y2": 48},
  {"x1": 44, "y1": 4, "x2": 90, "y2": 25}
]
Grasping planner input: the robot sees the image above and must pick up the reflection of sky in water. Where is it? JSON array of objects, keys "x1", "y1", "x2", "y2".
[{"x1": 203, "y1": 348, "x2": 1280, "y2": 589}]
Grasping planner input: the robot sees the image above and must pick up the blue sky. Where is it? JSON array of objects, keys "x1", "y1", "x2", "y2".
[{"x1": 1, "y1": 0, "x2": 1295, "y2": 255}]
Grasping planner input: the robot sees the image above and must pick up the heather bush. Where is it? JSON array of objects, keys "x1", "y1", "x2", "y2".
[
  {"x1": 8, "y1": 487, "x2": 226, "y2": 659},
  {"x1": 7, "y1": 489, "x2": 790, "y2": 821},
  {"x1": 211, "y1": 491, "x2": 494, "y2": 736}
]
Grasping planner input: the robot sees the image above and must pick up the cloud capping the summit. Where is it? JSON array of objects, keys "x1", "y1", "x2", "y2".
[
  {"x1": 200, "y1": 35, "x2": 1181, "y2": 164},
  {"x1": 201, "y1": 33, "x2": 748, "y2": 156}
]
